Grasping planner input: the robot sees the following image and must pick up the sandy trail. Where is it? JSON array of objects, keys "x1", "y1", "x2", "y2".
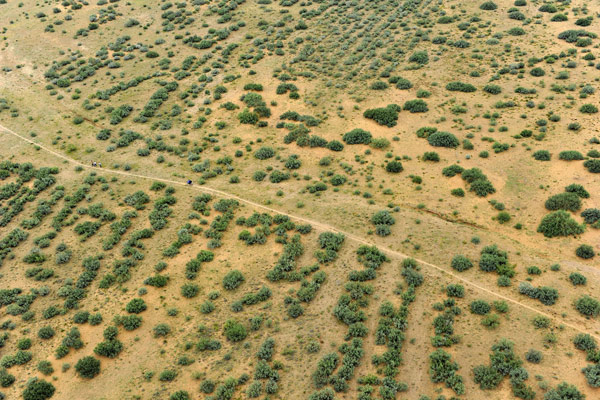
[{"x1": 2, "y1": 122, "x2": 598, "y2": 341}]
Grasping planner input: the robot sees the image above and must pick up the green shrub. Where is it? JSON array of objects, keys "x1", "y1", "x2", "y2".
[
  {"x1": 584, "y1": 159, "x2": 600, "y2": 173},
  {"x1": 575, "y1": 244, "x2": 595, "y2": 259},
  {"x1": 313, "y1": 353, "x2": 339, "y2": 388},
  {"x1": 94, "y1": 339, "x2": 123, "y2": 358},
  {"x1": 409, "y1": 50, "x2": 429, "y2": 64},
  {"x1": 427, "y1": 132, "x2": 459, "y2": 148},
  {"x1": 363, "y1": 104, "x2": 401, "y2": 127},
  {"x1": 343, "y1": 129, "x2": 372, "y2": 145},
  {"x1": 545, "y1": 192, "x2": 582, "y2": 212},
  {"x1": 530, "y1": 67, "x2": 545, "y2": 77},
  {"x1": 153, "y1": 324, "x2": 171, "y2": 338},
  {"x1": 181, "y1": 284, "x2": 199, "y2": 298},
  {"x1": 543, "y1": 382, "x2": 584, "y2": 400},
  {"x1": 582, "y1": 364, "x2": 600, "y2": 387},
  {"x1": 372, "y1": 210, "x2": 395, "y2": 226},
  {"x1": 480, "y1": 1, "x2": 497, "y2": 10},
  {"x1": 75, "y1": 356, "x2": 100, "y2": 379},
  {"x1": 532, "y1": 315, "x2": 550, "y2": 329},
  {"x1": 581, "y1": 209, "x2": 600, "y2": 224},
  {"x1": 559, "y1": 151, "x2": 584, "y2": 161},
  {"x1": 125, "y1": 298, "x2": 146, "y2": 314},
  {"x1": 580, "y1": 104, "x2": 598, "y2": 114},
  {"x1": 470, "y1": 300, "x2": 491, "y2": 315},
  {"x1": 0, "y1": 367, "x2": 15, "y2": 387},
  {"x1": 170, "y1": 391, "x2": 191, "y2": 400},
  {"x1": 223, "y1": 270, "x2": 245, "y2": 290},
  {"x1": 446, "y1": 82, "x2": 477, "y2": 92},
  {"x1": 254, "y1": 147, "x2": 275, "y2": 160},
  {"x1": 533, "y1": 150, "x2": 551, "y2": 161},
  {"x1": 23, "y1": 379, "x2": 55, "y2": 400},
  {"x1": 565, "y1": 184, "x2": 589, "y2": 198},
  {"x1": 497, "y1": 212, "x2": 511, "y2": 224},
  {"x1": 386, "y1": 161, "x2": 403, "y2": 173},
  {"x1": 38, "y1": 327, "x2": 55, "y2": 340},
  {"x1": 568, "y1": 272, "x2": 586, "y2": 286},
  {"x1": 403, "y1": 99, "x2": 429, "y2": 113},
  {"x1": 573, "y1": 333, "x2": 597, "y2": 351},
  {"x1": 483, "y1": 84, "x2": 502, "y2": 94},
  {"x1": 159, "y1": 370, "x2": 177, "y2": 381},
  {"x1": 537, "y1": 211, "x2": 585, "y2": 238},
  {"x1": 370, "y1": 81, "x2": 389, "y2": 90},
  {"x1": 446, "y1": 284, "x2": 465, "y2": 298},
  {"x1": 238, "y1": 109, "x2": 259, "y2": 124},
  {"x1": 416, "y1": 126, "x2": 437, "y2": 138},
  {"x1": 451, "y1": 255, "x2": 473, "y2": 272},
  {"x1": 525, "y1": 349, "x2": 542, "y2": 364},
  {"x1": 223, "y1": 319, "x2": 247, "y2": 342},
  {"x1": 423, "y1": 152, "x2": 440, "y2": 162},
  {"x1": 473, "y1": 365, "x2": 502, "y2": 389}
]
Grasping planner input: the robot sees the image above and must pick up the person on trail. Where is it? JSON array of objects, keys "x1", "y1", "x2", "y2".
[
  {"x1": 92, "y1": 161, "x2": 97, "y2": 167},
  {"x1": 98, "y1": 163, "x2": 102, "y2": 167},
  {"x1": 187, "y1": 179, "x2": 192, "y2": 185}
]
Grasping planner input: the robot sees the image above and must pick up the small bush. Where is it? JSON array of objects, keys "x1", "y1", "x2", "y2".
[
  {"x1": 483, "y1": 84, "x2": 502, "y2": 94},
  {"x1": 573, "y1": 334, "x2": 597, "y2": 351},
  {"x1": 584, "y1": 159, "x2": 600, "y2": 173},
  {"x1": 533, "y1": 150, "x2": 551, "y2": 161},
  {"x1": 525, "y1": 349, "x2": 542, "y2": 364},
  {"x1": 451, "y1": 255, "x2": 473, "y2": 272},
  {"x1": 343, "y1": 129, "x2": 372, "y2": 145},
  {"x1": 446, "y1": 284, "x2": 465, "y2": 298},
  {"x1": 565, "y1": 184, "x2": 589, "y2": 198},
  {"x1": 470, "y1": 300, "x2": 491, "y2": 315},
  {"x1": 446, "y1": 81, "x2": 477, "y2": 92},
  {"x1": 576, "y1": 244, "x2": 595, "y2": 259},
  {"x1": 125, "y1": 298, "x2": 147, "y2": 314},
  {"x1": 363, "y1": 104, "x2": 401, "y2": 127},
  {"x1": 223, "y1": 270, "x2": 245, "y2": 290},
  {"x1": 181, "y1": 284, "x2": 199, "y2": 298},
  {"x1": 254, "y1": 147, "x2": 275, "y2": 160},
  {"x1": 223, "y1": 319, "x2": 247, "y2": 342},
  {"x1": 75, "y1": 356, "x2": 100, "y2": 379},
  {"x1": 403, "y1": 99, "x2": 429, "y2": 113},
  {"x1": 580, "y1": 104, "x2": 598, "y2": 114},
  {"x1": 569, "y1": 272, "x2": 587, "y2": 286},
  {"x1": 574, "y1": 295, "x2": 600, "y2": 317},
  {"x1": 386, "y1": 161, "x2": 403, "y2": 173},
  {"x1": 427, "y1": 132, "x2": 459, "y2": 148},
  {"x1": 480, "y1": 1, "x2": 497, "y2": 10},
  {"x1": 23, "y1": 379, "x2": 55, "y2": 400},
  {"x1": 559, "y1": 151, "x2": 584, "y2": 161}
]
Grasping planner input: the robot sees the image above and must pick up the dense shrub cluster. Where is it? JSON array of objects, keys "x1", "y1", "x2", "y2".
[
  {"x1": 266, "y1": 234, "x2": 305, "y2": 281},
  {"x1": 473, "y1": 339, "x2": 534, "y2": 398},
  {"x1": 545, "y1": 192, "x2": 582, "y2": 212},
  {"x1": 427, "y1": 131, "x2": 459, "y2": 148},
  {"x1": 461, "y1": 168, "x2": 496, "y2": 197},
  {"x1": 446, "y1": 81, "x2": 477, "y2": 92},
  {"x1": 429, "y1": 349, "x2": 464, "y2": 395},
  {"x1": 363, "y1": 104, "x2": 401, "y2": 127},
  {"x1": 343, "y1": 129, "x2": 372, "y2": 145},
  {"x1": 371, "y1": 210, "x2": 395, "y2": 237},
  {"x1": 537, "y1": 211, "x2": 585, "y2": 238},
  {"x1": 479, "y1": 245, "x2": 514, "y2": 277},
  {"x1": 518, "y1": 282, "x2": 559, "y2": 305},
  {"x1": 403, "y1": 99, "x2": 428, "y2": 113}
]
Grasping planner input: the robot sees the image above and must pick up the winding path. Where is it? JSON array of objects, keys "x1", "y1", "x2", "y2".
[{"x1": 1, "y1": 122, "x2": 598, "y2": 340}]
